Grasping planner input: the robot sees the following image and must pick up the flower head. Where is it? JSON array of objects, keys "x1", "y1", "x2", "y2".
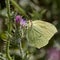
[
  {"x1": 15, "y1": 15, "x2": 26, "y2": 27},
  {"x1": 20, "y1": 19, "x2": 26, "y2": 26},
  {"x1": 15, "y1": 15, "x2": 22, "y2": 23}
]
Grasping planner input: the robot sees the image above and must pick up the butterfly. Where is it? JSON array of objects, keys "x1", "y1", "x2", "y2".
[{"x1": 26, "y1": 20, "x2": 57, "y2": 48}]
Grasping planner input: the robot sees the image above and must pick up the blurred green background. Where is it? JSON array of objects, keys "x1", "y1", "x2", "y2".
[{"x1": 0, "y1": 0, "x2": 60, "y2": 60}]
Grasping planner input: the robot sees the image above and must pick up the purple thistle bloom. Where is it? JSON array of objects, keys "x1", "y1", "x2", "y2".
[
  {"x1": 15, "y1": 15, "x2": 22, "y2": 23},
  {"x1": 15, "y1": 15, "x2": 26, "y2": 26},
  {"x1": 20, "y1": 19, "x2": 26, "y2": 26},
  {"x1": 46, "y1": 47, "x2": 60, "y2": 60}
]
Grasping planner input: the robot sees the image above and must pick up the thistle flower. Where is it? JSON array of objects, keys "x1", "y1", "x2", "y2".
[
  {"x1": 15, "y1": 15, "x2": 26, "y2": 27},
  {"x1": 15, "y1": 15, "x2": 22, "y2": 23},
  {"x1": 20, "y1": 19, "x2": 26, "y2": 26}
]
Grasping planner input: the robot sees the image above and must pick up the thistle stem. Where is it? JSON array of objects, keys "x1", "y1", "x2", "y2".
[{"x1": 6, "y1": 0, "x2": 12, "y2": 60}]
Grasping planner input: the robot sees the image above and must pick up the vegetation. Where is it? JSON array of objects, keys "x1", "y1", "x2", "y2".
[{"x1": 0, "y1": 0, "x2": 60, "y2": 60}]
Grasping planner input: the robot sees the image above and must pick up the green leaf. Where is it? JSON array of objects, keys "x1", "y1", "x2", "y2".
[
  {"x1": 26, "y1": 20, "x2": 57, "y2": 48},
  {"x1": 10, "y1": 0, "x2": 28, "y2": 18},
  {"x1": 0, "y1": 32, "x2": 12, "y2": 41},
  {"x1": 0, "y1": 33, "x2": 8, "y2": 41}
]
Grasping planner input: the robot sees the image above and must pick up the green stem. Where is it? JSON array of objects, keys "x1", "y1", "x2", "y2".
[
  {"x1": 20, "y1": 29, "x2": 28, "y2": 60},
  {"x1": 19, "y1": 40, "x2": 24, "y2": 59},
  {"x1": 6, "y1": 40, "x2": 12, "y2": 60},
  {"x1": 6, "y1": 0, "x2": 10, "y2": 21},
  {"x1": 6, "y1": 0, "x2": 12, "y2": 60},
  {"x1": 19, "y1": 29, "x2": 25, "y2": 60},
  {"x1": 6, "y1": 0, "x2": 11, "y2": 32}
]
